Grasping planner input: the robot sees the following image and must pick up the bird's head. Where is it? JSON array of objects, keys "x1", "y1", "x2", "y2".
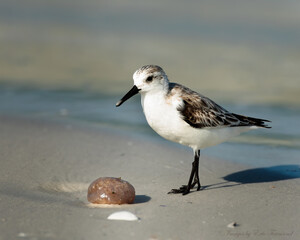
[{"x1": 116, "y1": 65, "x2": 169, "y2": 107}]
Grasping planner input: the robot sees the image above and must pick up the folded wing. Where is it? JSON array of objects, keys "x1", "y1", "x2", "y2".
[{"x1": 170, "y1": 83, "x2": 271, "y2": 129}]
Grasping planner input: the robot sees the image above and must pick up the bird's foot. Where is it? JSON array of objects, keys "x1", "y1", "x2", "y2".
[
  {"x1": 168, "y1": 185, "x2": 191, "y2": 195},
  {"x1": 168, "y1": 184, "x2": 202, "y2": 195},
  {"x1": 191, "y1": 180, "x2": 202, "y2": 191}
]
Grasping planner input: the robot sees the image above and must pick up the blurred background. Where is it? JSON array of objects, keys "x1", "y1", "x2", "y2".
[
  {"x1": 0, "y1": 0, "x2": 300, "y2": 166},
  {"x1": 1, "y1": 0, "x2": 299, "y2": 104}
]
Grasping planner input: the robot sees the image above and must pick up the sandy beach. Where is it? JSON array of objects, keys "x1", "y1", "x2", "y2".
[
  {"x1": 1, "y1": 0, "x2": 299, "y2": 239},
  {"x1": 0, "y1": 114, "x2": 299, "y2": 240}
]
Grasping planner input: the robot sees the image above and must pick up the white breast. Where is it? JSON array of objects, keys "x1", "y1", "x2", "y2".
[
  {"x1": 140, "y1": 91, "x2": 253, "y2": 151},
  {"x1": 141, "y1": 91, "x2": 188, "y2": 143}
]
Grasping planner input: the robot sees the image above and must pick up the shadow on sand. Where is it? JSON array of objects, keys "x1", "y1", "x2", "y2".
[
  {"x1": 134, "y1": 195, "x2": 151, "y2": 204},
  {"x1": 223, "y1": 165, "x2": 300, "y2": 183},
  {"x1": 203, "y1": 165, "x2": 300, "y2": 190}
]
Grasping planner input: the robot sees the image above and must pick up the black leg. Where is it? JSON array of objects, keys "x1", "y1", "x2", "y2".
[
  {"x1": 191, "y1": 150, "x2": 201, "y2": 190},
  {"x1": 168, "y1": 150, "x2": 202, "y2": 195}
]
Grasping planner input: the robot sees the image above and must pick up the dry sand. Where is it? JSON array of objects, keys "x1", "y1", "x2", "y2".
[{"x1": 0, "y1": 115, "x2": 299, "y2": 240}]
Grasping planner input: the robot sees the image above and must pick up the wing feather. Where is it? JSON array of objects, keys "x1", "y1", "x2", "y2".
[{"x1": 168, "y1": 83, "x2": 271, "y2": 129}]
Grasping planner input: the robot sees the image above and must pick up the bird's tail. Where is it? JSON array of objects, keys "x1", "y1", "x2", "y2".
[{"x1": 232, "y1": 113, "x2": 271, "y2": 128}]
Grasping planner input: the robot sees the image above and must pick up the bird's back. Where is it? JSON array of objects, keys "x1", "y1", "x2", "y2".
[{"x1": 168, "y1": 83, "x2": 271, "y2": 129}]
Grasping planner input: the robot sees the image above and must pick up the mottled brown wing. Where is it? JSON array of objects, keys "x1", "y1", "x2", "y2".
[
  {"x1": 179, "y1": 95, "x2": 241, "y2": 128},
  {"x1": 171, "y1": 83, "x2": 262, "y2": 129},
  {"x1": 169, "y1": 83, "x2": 271, "y2": 129}
]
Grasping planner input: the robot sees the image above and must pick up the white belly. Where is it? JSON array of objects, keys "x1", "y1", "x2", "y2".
[{"x1": 141, "y1": 92, "x2": 253, "y2": 151}]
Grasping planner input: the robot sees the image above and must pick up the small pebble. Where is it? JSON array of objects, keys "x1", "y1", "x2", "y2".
[
  {"x1": 227, "y1": 222, "x2": 238, "y2": 228},
  {"x1": 107, "y1": 211, "x2": 138, "y2": 221}
]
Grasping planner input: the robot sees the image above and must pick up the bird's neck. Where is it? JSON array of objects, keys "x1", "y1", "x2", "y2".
[{"x1": 141, "y1": 87, "x2": 167, "y2": 110}]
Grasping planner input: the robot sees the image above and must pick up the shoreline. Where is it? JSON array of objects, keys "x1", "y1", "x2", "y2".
[{"x1": 0, "y1": 114, "x2": 299, "y2": 239}]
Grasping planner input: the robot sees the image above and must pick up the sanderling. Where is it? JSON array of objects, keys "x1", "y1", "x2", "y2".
[{"x1": 116, "y1": 65, "x2": 271, "y2": 195}]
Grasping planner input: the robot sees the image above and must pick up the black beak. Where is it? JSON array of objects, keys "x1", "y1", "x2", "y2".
[{"x1": 116, "y1": 85, "x2": 140, "y2": 107}]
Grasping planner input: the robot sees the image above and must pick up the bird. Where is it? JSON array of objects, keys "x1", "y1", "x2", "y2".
[{"x1": 116, "y1": 65, "x2": 271, "y2": 195}]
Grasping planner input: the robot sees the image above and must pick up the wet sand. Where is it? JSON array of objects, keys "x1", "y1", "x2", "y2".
[{"x1": 0, "y1": 115, "x2": 299, "y2": 240}]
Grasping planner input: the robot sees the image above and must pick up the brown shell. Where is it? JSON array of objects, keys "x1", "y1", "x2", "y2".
[{"x1": 87, "y1": 177, "x2": 135, "y2": 204}]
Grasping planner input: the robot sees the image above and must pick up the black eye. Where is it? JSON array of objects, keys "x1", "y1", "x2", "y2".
[{"x1": 146, "y1": 76, "x2": 153, "y2": 82}]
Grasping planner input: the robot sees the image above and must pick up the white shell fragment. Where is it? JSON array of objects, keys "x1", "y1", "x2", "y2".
[
  {"x1": 17, "y1": 232, "x2": 27, "y2": 238},
  {"x1": 107, "y1": 211, "x2": 138, "y2": 221}
]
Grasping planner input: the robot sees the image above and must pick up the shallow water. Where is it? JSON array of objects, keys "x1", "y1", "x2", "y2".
[
  {"x1": 1, "y1": 0, "x2": 300, "y2": 106},
  {"x1": 0, "y1": 84, "x2": 299, "y2": 174}
]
